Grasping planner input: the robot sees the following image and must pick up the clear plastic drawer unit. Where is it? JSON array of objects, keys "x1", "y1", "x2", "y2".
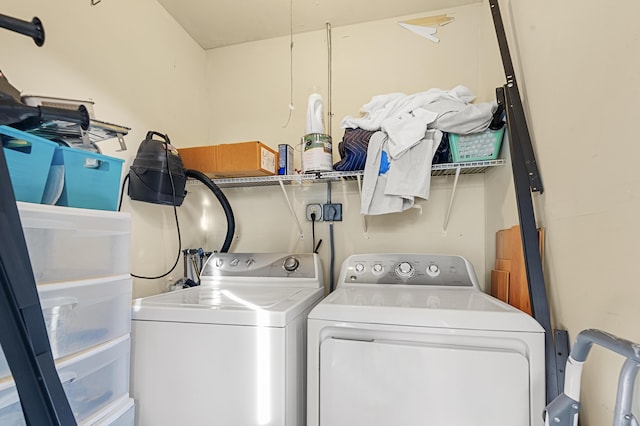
[
  {"x1": 83, "y1": 396, "x2": 135, "y2": 426},
  {"x1": 0, "y1": 275, "x2": 132, "y2": 380},
  {"x1": 17, "y1": 202, "x2": 131, "y2": 284},
  {"x1": 0, "y1": 335, "x2": 131, "y2": 425}
]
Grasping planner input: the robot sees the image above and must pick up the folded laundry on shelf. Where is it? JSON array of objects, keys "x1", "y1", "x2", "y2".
[
  {"x1": 343, "y1": 85, "x2": 497, "y2": 216},
  {"x1": 341, "y1": 85, "x2": 495, "y2": 160}
]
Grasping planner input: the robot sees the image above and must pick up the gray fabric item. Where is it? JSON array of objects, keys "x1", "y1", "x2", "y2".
[
  {"x1": 360, "y1": 131, "x2": 436, "y2": 215},
  {"x1": 361, "y1": 132, "x2": 406, "y2": 215},
  {"x1": 385, "y1": 135, "x2": 433, "y2": 200}
]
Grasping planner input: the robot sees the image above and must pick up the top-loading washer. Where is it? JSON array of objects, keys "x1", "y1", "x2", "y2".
[
  {"x1": 131, "y1": 252, "x2": 324, "y2": 426},
  {"x1": 307, "y1": 253, "x2": 545, "y2": 426}
]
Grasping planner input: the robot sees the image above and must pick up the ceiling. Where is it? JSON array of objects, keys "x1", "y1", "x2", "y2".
[{"x1": 156, "y1": 0, "x2": 482, "y2": 50}]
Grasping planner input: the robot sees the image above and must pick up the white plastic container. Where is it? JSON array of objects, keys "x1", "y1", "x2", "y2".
[
  {"x1": 0, "y1": 275, "x2": 132, "y2": 380},
  {"x1": 0, "y1": 335, "x2": 131, "y2": 425},
  {"x1": 17, "y1": 202, "x2": 131, "y2": 284}
]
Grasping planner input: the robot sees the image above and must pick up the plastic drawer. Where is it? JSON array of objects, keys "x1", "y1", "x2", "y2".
[
  {"x1": 0, "y1": 275, "x2": 132, "y2": 380},
  {"x1": 0, "y1": 335, "x2": 131, "y2": 425},
  {"x1": 17, "y1": 202, "x2": 131, "y2": 284},
  {"x1": 84, "y1": 396, "x2": 134, "y2": 426}
]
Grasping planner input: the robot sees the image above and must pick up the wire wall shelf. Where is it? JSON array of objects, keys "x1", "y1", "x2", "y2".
[
  {"x1": 184, "y1": 159, "x2": 508, "y2": 239},
  {"x1": 208, "y1": 159, "x2": 506, "y2": 188}
]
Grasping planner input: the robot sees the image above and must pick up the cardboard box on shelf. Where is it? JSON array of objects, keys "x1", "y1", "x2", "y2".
[
  {"x1": 179, "y1": 141, "x2": 278, "y2": 178},
  {"x1": 177, "y1": 145, "x2": 217, "y2": 175}
]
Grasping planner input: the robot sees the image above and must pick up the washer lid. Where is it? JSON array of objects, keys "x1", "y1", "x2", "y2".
[
  {"x1": 308, "y1": 286, "x2": 543, "y2": 333},
  {"x1": 132, "y1": 285, "x2": 323, "y2": 327}
]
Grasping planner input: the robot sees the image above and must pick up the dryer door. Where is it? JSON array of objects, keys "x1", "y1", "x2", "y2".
[{"x1": 319, "y1": 337, "x2": 531, "y2": 426}]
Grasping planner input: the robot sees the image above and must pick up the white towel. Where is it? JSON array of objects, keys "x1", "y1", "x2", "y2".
[
  {"x1": 341, "y1": 93, "x2": 406, "y2": 132},
  {"x1": 382, "y1": 109, "x2": 438, "y2": 159},
  {"x1": 432, "y1": 102, "x2": 496, "y2": 134},
  {"x1": 341, "y1": 85, "x2": 495, "y2": 159}
]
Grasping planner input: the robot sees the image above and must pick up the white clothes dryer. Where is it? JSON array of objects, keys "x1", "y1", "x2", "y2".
[
  {"x1": 131, "y1": 253, "x2": 323, "y2": 426},
  {"x1": 307, "y1": 253, "x2": 545, "y2": 426}
]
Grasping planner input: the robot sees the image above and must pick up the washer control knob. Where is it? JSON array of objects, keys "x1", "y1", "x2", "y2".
[
  {"x1": 215, "y1": 258, "x2": 224, "y2": 268},
  {"x1": 395, "y1": 262, "x2": 415, "y2": 279},
  {"x1": 354, "y1": 263, "x2": 366, "y2": 273},
  {"x1": 246, "y1": 258, "x2": 255, "y2": 267},
  {"x1": 283, "y1": 256, "x2": 300, "y2": 272},
  {"x1": 426, "y1": 263, "x2": 440, "y2": 277},
  {"x1": 230, "y1": 258, "x2": 240, "y2": 267},
  {"x1": 372, "y1": 264, "x2": 384, "y2": 275}
]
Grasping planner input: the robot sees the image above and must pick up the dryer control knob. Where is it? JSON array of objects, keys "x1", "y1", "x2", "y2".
[
  {"x1": 426, "y1": 263, "x2": 440, "y2": 277},
  {"x1": 372, "y1": 264, "x2": 384, "y2": 275},
  {"x1": 283, "y1": 256, "x2": 300, "y2": 272},
  {"x1": 395, "y1": 262, "x2": 415, "y2": 279},
  {"x1": 354, "y1": 263, "x2": 366, "y2": 273}
]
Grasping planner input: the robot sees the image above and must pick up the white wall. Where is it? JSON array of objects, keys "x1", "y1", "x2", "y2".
[
  {"x1": 14, "y1": 1, "x2": 640, "y2": 424},
  {"x1": 1, "y1": 2, "x2": 505, "y2": 297},
  {"x1": 204, "y1": 2, "x2": 640, "y2": 423},
  {"x1": 0, "y1": 2, "x2": 506, "y2": 298},
  {"x1": 204, "y1": 4, "x2": 500, "y2": 148},
  {"x1": 0, "y1": 0, "x2": 208, "y2": 297},
  {"x1": 202, "y1": 3, "x2": 505, "y2": 293},
  {"x1": 497, "y1": 0, "x2": 640, "y2": 424},
  {"x1": 0, "y1": 0, "x2": 206, "y2": 146}
]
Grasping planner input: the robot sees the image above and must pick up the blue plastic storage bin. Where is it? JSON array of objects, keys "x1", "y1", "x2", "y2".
[
  {"x1": 0, "y1": 125, "x2": 58, "y2": 203},
  {"x1": 53, "y1": 147, "x2": 124, "y2": 211}
]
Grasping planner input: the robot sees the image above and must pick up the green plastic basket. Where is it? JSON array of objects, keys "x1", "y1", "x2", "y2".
[{"x1": 449, "y1": 127, "x2": 505, "y2": 162}]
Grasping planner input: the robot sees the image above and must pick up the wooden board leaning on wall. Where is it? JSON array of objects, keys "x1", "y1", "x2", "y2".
[{"x1": 491, "y1": 225, "x2": 544, "y2": 315}]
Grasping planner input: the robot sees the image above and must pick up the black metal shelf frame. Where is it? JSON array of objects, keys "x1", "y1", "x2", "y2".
[{"x1": 489, "y1": 0, "x2": 568, "y2": 404}]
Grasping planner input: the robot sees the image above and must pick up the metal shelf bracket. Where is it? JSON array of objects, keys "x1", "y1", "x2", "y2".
[
  {"x1": 278, "y1": 180, "x2": 304, "y2": 239},
  {"x1": 356, "y1": 174, "x2": 369, "y2": 239},
  {"x1": 442, "y1": 165, "x2": 462, "y2": 231}
]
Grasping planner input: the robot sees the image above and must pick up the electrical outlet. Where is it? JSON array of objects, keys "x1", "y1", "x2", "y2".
[
  {"x1": 306, "y1": 203, "x2": 323, "y2": 221},
  {"x1": 323, "y1": 203, "x2": 342, "y2": 221}
]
